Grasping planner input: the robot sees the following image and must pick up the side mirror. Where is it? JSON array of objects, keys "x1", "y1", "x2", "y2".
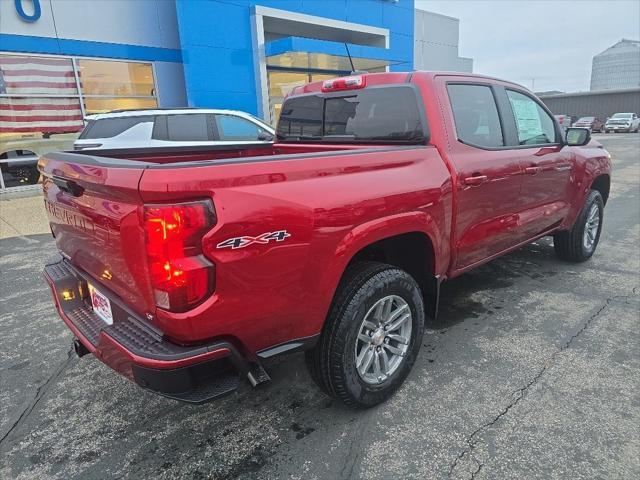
[
  {"x1": 257, "y1": 132, "x2": 274, "y2": 142},
  {"x1": 565, "y1": 127, "x2": 591, "y2": 146}
]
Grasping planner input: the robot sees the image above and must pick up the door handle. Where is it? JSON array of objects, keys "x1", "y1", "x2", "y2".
[
  {"x1": 464, "y1": 175, "x2": 488, "y2": 187},
  {"x1": 524, "y1": 166, "x2": 540, "y2": 175}
]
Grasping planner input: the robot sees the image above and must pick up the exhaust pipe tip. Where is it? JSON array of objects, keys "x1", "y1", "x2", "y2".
[{"x1": 73, "y1": 338, "x2": 90, "y2": 358}]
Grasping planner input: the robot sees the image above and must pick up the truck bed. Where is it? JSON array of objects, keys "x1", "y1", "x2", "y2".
[{"x1": 39, "y1": 141, "x2": 445, "y2": 347}]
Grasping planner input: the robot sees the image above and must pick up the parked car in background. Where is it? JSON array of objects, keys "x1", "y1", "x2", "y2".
[
  {"x1": 554, "y1": 114, "x2": 573, "y2": 131},
  {"x1": 73, "y1": 109, "x2": 275, "y2": 151},
  {"x1": 572, "y1": 116, "x2": 604, "y2": 132},
  {"x1": 604, "y1": 112, "x2": 640, "y2": 133},
  {"x1": 41, "y1": 71, "x2": 611, "y2": 408}
]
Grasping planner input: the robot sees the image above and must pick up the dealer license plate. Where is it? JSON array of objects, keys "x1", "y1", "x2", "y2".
[{"x1": 88, "y1": 284, "x2": 113, "y2": 325}]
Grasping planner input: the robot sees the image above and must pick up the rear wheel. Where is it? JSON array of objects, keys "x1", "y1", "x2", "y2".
[
  {"x1": 305, "y1": 262, "x2": 425, "y2": 407},
  {"x1": 554, "y1": 190, "x2": 604, "y2": 262}
]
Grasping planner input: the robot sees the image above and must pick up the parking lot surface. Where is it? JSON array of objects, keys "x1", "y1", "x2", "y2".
[{"x1": 1, "y1": 134, "x2": 639, "y2": 480}]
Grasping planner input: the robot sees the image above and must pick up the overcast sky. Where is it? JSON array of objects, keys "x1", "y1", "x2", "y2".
[{"x1": 415, "y1": 0, "x2": 640, "y2": 92}]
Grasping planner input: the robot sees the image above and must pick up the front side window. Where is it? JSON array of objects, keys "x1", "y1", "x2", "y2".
[
  {"x1": 215, "y1": 115, "x2": 265, "y2": 141},
  {"x1": 448, "y1": 84, "x2": 504, "y2": 148},
  {"x1": 506, "y1": 90, "x2": 557, "y2": 145}
]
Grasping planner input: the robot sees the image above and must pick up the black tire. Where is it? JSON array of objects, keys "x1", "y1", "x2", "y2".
[
  {"x1": 554, "y1": 190, "x2": 604, "y2": 262},
  {"x1": 305, "y1": 261, "x2": 425, "y2": 408}
]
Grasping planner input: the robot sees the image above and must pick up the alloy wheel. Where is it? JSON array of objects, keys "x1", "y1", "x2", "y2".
[{"x1": 355, "y1": 295, "x2": 412, "y2": 385}]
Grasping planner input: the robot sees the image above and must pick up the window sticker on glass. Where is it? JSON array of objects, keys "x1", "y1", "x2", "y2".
[
  {"x1": 506, "y1": 90, "x2": 555, "y2": 146},
  {"x1": 509, "y1": 98, "x2": 542, "y2": 139}
]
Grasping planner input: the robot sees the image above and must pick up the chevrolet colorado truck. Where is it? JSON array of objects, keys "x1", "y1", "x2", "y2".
[{"x1": 40, "y1": 72, "x2": 611, "y2": 407}]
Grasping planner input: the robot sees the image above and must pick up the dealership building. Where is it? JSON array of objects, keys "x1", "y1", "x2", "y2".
[{"x1": 0, "y1": 0, "x2": 471, "y2": 192}]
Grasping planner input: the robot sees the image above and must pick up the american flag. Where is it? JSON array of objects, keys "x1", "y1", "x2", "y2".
[{"x1": 0, "y1": 56, "x2": 84, "y2": 134}]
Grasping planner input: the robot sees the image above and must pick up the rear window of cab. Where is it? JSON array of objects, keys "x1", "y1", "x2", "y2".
[{"x1": 276, "y1": 86, "x2": 427, "y2": 144}]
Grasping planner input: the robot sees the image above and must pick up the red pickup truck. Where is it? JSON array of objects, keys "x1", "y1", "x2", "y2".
[{"x1": 41, "y1": 72, "x2": 611, "y2": 407}]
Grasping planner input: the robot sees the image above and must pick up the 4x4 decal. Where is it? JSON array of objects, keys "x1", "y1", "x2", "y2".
[{"x1": 216, "y1": 230, "x2": 291, "y2": 250}]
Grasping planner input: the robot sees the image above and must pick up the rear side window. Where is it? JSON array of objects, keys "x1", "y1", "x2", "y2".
[
  {"x1": 215, "y1": 115, "x2": 265, "y2": 141},
  {"x1": 506, "y1": 90, "x2": 557, "y2": 145},
  {"x1": 277, "y1": 86, "x2": 426, "y2": 143},
  {"x1": 448, "y1": 84, "x2": 504, "y2": 148},
  {"x1": 79, "y1": 116, "x2": 154, "y2": 139},
  {"x1": 153, "y1": 114, "x2": 211, "y2": 141}
]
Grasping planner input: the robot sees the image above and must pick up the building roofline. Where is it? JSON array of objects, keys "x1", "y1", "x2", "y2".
[
  {"x1": 413, "y1": 8, "x2": 460, "y2": 23},
  {"x1": 594, "y1": 38, "x2": 640, "y2": 56},
  {"x1": 538, "y1": 87, "x2": 640, "y2": 98}
]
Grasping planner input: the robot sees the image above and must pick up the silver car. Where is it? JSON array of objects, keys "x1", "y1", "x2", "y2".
[{"x1": 74, "y1": 109, "x2": 275, "y2": 150}]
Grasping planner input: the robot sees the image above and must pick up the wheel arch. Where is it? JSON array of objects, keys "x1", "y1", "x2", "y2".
[
  {"x1": 591, "y1": 174, "x2": 610, "y2": 205},
  {"x1": 323, "y1": 212, "x2": 444, "y2": 321}
]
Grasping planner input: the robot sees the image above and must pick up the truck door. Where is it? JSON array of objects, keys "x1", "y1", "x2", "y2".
[
  {"x1": 502, "y1": 88, "x2": 573, "y2": 238},
  {"x1": 444, "y1": 82, "x2": 526, "y2": 271}
]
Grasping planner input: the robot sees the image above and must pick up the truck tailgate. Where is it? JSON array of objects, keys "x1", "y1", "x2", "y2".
[{"x1": 40, "y1": 152, "x2": 155, "y2": 317}]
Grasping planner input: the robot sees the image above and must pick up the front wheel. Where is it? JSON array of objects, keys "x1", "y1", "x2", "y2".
[
  {"x1": 305, "y1": 262, "x2": 425, "y2": 408},
  {"x1": 554, "y1": 190, "x2": 604, "y2": 262}
]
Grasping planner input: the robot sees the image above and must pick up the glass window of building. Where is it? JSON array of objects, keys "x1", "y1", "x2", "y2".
[
  {"x1": 78, "y1": 59, "x2": 157, "y2": 114},
  {"x1": 265, "y1": 52, "x2": 389, "y2": 123},
  {"x1": 0, "y1": 55, "x2": 83, "y2": 189},
  {"x1": 0, "y1": 54, "x2": 157, "y2": 191}
]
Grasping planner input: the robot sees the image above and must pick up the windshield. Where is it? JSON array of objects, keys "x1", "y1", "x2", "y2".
[
  {"x1": 577, "y1": 117, "x2": 594, "y2": 122},
  {"x1": 276, "y1": 86, "x2": 426, "y2": 144},
  {"x1": 611, "y1": 113, "x2": 632, "y2": 119}
]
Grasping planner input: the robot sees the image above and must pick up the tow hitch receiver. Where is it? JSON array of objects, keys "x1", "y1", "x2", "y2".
[{"x1": 73, "y1": 338, "x2": 90, "y2": 358}]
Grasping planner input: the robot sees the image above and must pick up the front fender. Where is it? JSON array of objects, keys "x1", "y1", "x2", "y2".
[{"x1": 562, "y1": 145, "x2": 611, "y2": 230}]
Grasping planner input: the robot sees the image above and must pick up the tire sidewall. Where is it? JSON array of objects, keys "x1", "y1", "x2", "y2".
[
  {"x1": 337, "y1": 271, "x2": 424, "y2": 406},
  {"x1": 577, "y1": 191, "x2": 604, "y2": 259}
]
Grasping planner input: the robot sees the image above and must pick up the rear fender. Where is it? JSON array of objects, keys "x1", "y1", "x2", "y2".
[{"x1": 316, "y1": 211, "x2": 444, "y2": 324}]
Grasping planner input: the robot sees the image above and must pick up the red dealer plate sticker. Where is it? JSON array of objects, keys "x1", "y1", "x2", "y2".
[{"x1": 88, "y1": 284, "x2": 113, "y2": 325}]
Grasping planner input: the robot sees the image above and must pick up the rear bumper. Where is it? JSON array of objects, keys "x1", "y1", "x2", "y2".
[{"x1": 43, "y1": 255, "x2": 269, "y2": 403}]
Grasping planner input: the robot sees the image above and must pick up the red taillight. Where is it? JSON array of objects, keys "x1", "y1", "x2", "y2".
[
  {"x1": 144, "y1": 200, "x2": 216, "y2": 312},
  {"x1": 321, "y1": 75, "x2": 366, "y2": 92}
]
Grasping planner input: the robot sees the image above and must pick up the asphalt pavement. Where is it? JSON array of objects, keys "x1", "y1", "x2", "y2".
[{"x1": 1, "y1": 134, "x2": 639, "y2": 479}]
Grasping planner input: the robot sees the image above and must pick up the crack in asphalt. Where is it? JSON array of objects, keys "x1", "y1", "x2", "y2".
[
  {"x1": 447, "y1": 293, "x2": 631, "y2": 479},
  {"x1": 0, "y1": 347, "x2": 77, "y2": 451},
  {"x1": 339, "y1": 411, "x2": 375, "y2": 480}
]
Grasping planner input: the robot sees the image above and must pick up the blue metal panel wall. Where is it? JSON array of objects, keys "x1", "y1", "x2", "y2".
[{"x1": 175, "y1": 0, "x2": 415, "y2": 113}]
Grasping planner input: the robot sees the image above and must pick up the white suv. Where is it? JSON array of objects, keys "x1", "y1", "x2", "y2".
[
  {"x1": 603, "y1": 112, "x2": 640, "y2": 133},
  {"x1": 74, "y1": 109, "x2": 275, "y2": 150}
]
